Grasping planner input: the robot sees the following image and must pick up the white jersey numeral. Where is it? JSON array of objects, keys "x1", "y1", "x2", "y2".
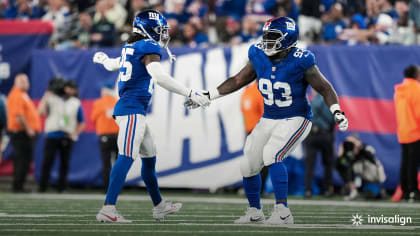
[
  {"x1": 259, "y1": 78, "x2": 292, "y2": 107},
  {"x1": 118, "y1": 48, "x2": 134, "y2": 82}
]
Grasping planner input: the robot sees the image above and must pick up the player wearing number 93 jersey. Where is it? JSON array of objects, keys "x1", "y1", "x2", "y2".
[
  {"x1": 93, "y1": 10, "x2": 210, "y2": 223},
  {"x1": 185, "y1": 16, "x2": 349, "y2": 225}
]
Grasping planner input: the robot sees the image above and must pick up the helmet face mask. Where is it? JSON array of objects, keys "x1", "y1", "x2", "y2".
[
  {"x1": 262, "y1": 30, "x2": 287, "y2": 56},
  {"x1": 154, "y1": 25, "x2": 170, "y2": 48},
  {"x1": 261, "y1": 17, "x2": 299, "y2": 56}
]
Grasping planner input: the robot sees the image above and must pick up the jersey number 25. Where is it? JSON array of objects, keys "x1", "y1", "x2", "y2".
[
  {"x1": 259, "y1": 78, "x2": 292, "y2": 107},
  {"x1": 118, "y1": 47, "x2": 154, "y2": 95},
  {"x1": 119, "y1": 48, "x2": 134, "y2": 82}
]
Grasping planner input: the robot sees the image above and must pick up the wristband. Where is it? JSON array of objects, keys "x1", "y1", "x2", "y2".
[
  {"x1": 208, "y1": 88, "x2": 221, "y2": 100},
  {"x1": 330, "y1": 104, "x2": 341, "y2": 114}
]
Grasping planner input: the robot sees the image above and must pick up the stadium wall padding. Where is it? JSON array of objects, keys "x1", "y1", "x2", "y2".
[{"x1": 4, "y1": 43, "x2": 420, "y2": 190}]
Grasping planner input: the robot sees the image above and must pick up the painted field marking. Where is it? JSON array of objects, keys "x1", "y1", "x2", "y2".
[
  {"x1": 0, "y1": 229, "x2": 418, "y2": 235},
  {"x1": 0, "y1": 222, "x2": 419, "y2": 230},
  {"x1": 4, "y1": 193, "x2": 420, "y2": 209}
]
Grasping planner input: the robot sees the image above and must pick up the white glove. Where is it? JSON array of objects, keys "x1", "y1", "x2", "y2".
[
  {"x1": 93, "y1": 52, "x2": 108, "y2": 64},
  {"x1": 188, "y1": 89, "x2": 210, "y2": 108},
  {"x1": 334, "y1": 111, "x2": 348, "y2": 131}
]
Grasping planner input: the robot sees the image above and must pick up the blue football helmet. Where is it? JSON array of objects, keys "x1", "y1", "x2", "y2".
[
  {"x1": 133, "y1": 10, "x2": 170, "y2": 48},
  {"x1": 262, "y1": 17, "x2": 299, "y2": 56}
]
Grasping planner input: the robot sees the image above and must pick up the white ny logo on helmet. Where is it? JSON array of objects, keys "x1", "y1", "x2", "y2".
[
  {"x1": 149, "y1": 12, "x2": 159, "y2": 20},
  {"x1": 286, "y1": 21, "x2": 295, "y2": 31}
]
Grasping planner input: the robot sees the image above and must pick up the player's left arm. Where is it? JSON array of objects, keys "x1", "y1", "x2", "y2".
[
  {"x1": 142, "y1": 53, "x2": 210, "y2": 108},
  {"x1": 304, "y1": 65, "x2": 348, "y2": 131}
]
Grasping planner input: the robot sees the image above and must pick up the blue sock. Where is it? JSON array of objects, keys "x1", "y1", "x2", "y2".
[
  {"x1": 269, "y1": 162, "x2": 288, "y2": 207},
  {"x1": 243, "y1": 174, "x2": 262, "y2": 209},
  {"x1": 104, "y1": 155, "x2": 133, "y2": 205},
  {"x1": 141, "y1": 157, "x2": 162, "y2": 206}
]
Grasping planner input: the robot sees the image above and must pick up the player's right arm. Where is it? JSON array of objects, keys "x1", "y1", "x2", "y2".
[
  {"x1": 184, "y1": 62, "x2": 256, "y2": 109},
  {"x1": 203, "y1": 62, "x2": 257, "y2": 101},
  {"x1": 142, "y1": 53, "x2": 210, "y2": 107},
  {"x1": 93, "y1": 52, "x2": 121, "y2": 71}
]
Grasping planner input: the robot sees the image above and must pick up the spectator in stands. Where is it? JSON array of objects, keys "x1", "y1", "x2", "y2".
[
  {"x1": 38, "y1": 79, "x2": 85, "y2": 193},
  {"x1": 7, "y1": 73, "x2": 41, "y2": 193},
  {"x1": 56, "y1": 11, "x2": 92, "y2": 50},
  {"x1": 0, "y1": 94, "x2": 6, "y2": 163},
  {"x1": 73, "y1": 12, "x2": 92, "y2": 49},
  {"x1": 215, "y1": 0, "x2": 247, "y2": 19},
  {"x1": 336, "y1": 134, "x2": 386, "y2": 200},
  {"x1": 339, "y1": 13, "x2": 396, "y2": 45},
  {"x1": 164, "y1": 0, "x2": 191, "y2": 24},
  {"x1": 101, "y1": 0, "x2": 127, "y2": 31},
  {"x1": 322, "y1": 2, "x2": 346, "y2": 43},
  {"x1": 378, "y1": 0, "x2": 399, "y2": 20},
  {"x1": 42, "y1": 0, "x2": 71, "y2": 47},
  {"x1": 374, "y1": 13, "x2": 396, "y2": 44},
  {"x1": 338, "y1": 14, "x2": 368, "y2": 46},
  {"x1": 298, "y1": 0, "x2": 324, "y2": 44},
  {"x1": 395, "y1": 0, "x2": 416, "y2": 45},
  {"x1": 304, "y1": 91, "x2": 335, "y2": 198},
  {"x1": 408, "y1": 0, "x2": 420, "y2": 43},
  {"x1": 394, "y1": 65, "x2": 420, "y2": 202},
  {"x1": 70, "y1": 0, "x2": 96, "y2": 13},
  {"x1": 91, "y1": 81, "x2": 119, "y2": 190},
  {"x1": 218, "y1": 15, "x2": 241, "y2": 44},
  {"x1": 232, "y1": 15, "x2": 260, "y2": 44},
  {"x1": 125, "y1": 0, "x2": 146, "y2": 31},
  {"x1": 271, "y1": 0, "x2": 299, "y2": 22},
  {"x1": 182, "y1": 21, "x2": 209, "y2": 48},
  {"x1": 246, "y1": 0, "x2": 276, "y2": 16},
  {"x1": 90, "y1": 0, "x2": 116, "y2": 47},
  {"x1": 5, "y1": 0, "x2": 44, "y2": 19}
]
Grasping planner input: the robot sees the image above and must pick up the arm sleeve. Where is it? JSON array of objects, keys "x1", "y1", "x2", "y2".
[
  {"x1": 77, "y1": 105, "x2": 85, "y2": 123},
  {"x1": 103, "y1": 57, "x2": 121, "y2": 71},
  {"x1": 146, "y1": 62, "x2": 190, "y2": 97}
]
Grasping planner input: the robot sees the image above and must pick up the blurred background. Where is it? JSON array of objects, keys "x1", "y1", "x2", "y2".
[{"x1": 0, "y1": 0, "x2": 419, "y2": 202}]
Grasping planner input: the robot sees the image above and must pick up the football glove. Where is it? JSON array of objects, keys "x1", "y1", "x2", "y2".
[
  {"x1": 333, "y1": 111, "x2": 348, "y2": 131},
  {"x1": 187, "y1": 89, "x2": 210, "y2": 108},
  {"x1": 93, "y1": 52, "x2": 108, "y2": 64}
]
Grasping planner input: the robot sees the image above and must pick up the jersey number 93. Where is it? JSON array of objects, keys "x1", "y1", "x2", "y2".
[{"x1": 259, "y1": 79, "x2": 292, "y2": 107}]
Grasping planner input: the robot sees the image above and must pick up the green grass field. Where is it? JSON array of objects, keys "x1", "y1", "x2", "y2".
[{"x1": 0, "y1": 192, "x2": 419, "y2": 235}]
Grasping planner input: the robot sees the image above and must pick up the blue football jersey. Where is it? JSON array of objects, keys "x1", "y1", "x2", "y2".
[
  {"x1": 113, "y1": 39, "x2": 162, "y2": 116},
  {"x1": 248, "y1": 43, "x2": 314, "y2": 120}
]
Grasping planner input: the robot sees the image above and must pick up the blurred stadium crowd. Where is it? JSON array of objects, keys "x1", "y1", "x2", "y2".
[{"x1": 1, "y1": 0, "x2": 420, "y2": 49}]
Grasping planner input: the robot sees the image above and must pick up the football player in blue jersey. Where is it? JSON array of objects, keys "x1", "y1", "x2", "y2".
[
  {"x1": 92, "y1": 10, "x2": 210, "y2": 223},
  {"x1": 186, "y1": 17, "x2": 348, "y2": 224}
]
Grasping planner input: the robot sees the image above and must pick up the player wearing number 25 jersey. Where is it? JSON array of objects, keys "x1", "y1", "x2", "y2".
[
  {"x1": 113, "y1": 39, "x2": 162, "y2": 116},
  {"x1": 93, "y1": 10, "x2": 210, "y2": 223},
  {"x1": 186, "y1": 16, "x2": 349, "y2": 225}
]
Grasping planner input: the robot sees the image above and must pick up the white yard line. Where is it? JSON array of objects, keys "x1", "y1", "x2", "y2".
[
  {"x1": 5, "y1": 193, "x2": 420, "y2": 209},
  {"x1": 0, "y1": 229, "x2": 418, "y2": 235},
  {"x1": 0, "y1": 223, "x2": 418, "y2": 230}
]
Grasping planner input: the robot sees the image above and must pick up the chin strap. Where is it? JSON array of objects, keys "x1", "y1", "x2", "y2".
[{"x1": 166, "y1": 47, "x2": 176, "y2": 63}]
